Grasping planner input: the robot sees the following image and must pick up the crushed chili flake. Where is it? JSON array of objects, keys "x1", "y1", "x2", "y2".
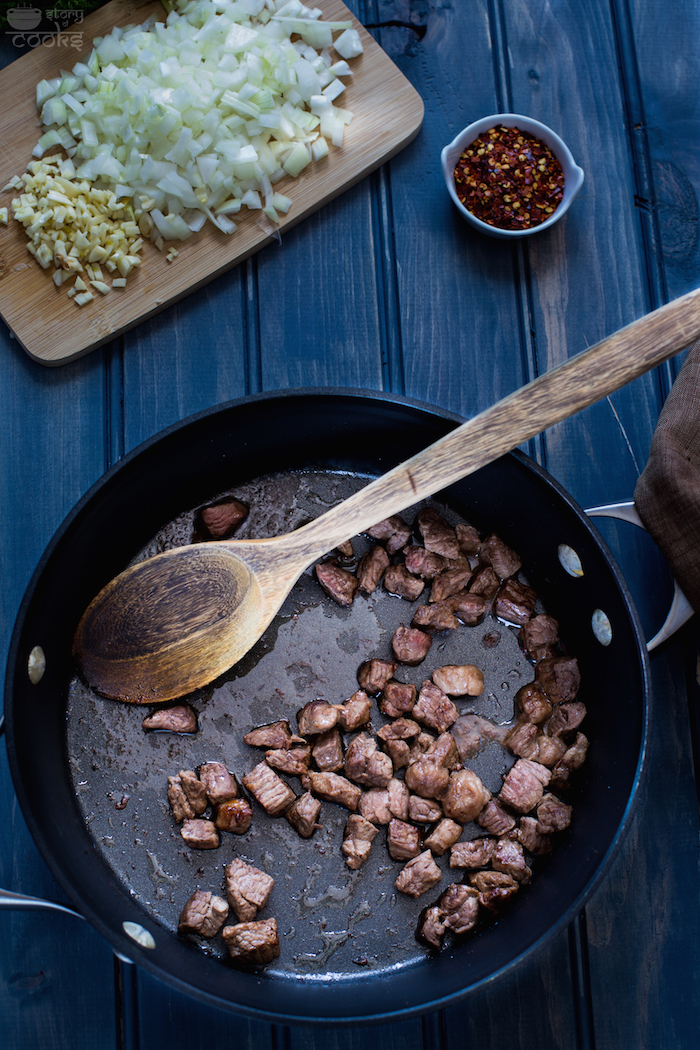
[{"x1": 454, "y1": 125, "x2": 565, "y2": 230}]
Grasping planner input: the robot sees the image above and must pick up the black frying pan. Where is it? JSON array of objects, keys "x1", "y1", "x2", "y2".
[{"x1": 3, "y1": 389, "x2": 649, "y2": 1024}]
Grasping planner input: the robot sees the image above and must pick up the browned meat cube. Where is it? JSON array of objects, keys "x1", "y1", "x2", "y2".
[
  {"x1": 505, "y1": 720, "x2": 541, "y2": 760},
  {"x1": 429, "y1": 567, "x2": 473, "y2": 603},
  {"x1": 265, "y1": 746, "x2": 311, "y2": 776},
  {"x1": 383, "y1": 563, "x2": 426, "y2": 601},
  {"x1": 446, "y1": 590, "x2": 486, "y2": 625},
  {"x1": 441, "y1": 770, "x2": 491, "y2": 823},
  {"x1": 167, "y1": 771, "x2": 207, "y2": 822},
  {"x1": 306, "y1": 771, "x2": 361, "y2": 810},
  {"x1": 225, "y1": 858, "x2": 274, "y2": 921},
  {"x1": 407, "y1": 731, "x2": 437, "y2": 763},
  {"x1": 357, "y1": 658, "x2": 397, "y2": 694},
  {"x1": 476, "y1": 800, "x2": 516, "y2": 836},
  {"x1": 546, "y1": 701, "x2": 587, "y2": 739},
  {"x1": 195, "y1": 497, "x2": 249, "y2": 539},
  {"x1": 180, "y1": 818, "x2": 220, "y2": 849},
  {"x1": 178, "y1": 890, "x2": 229, "y2": 938},
  {"x1": 222, "y1": 918, "x2": 279, "y2": 966},
  {"x1": 426, "y1": 732, "x2": 459, "y2": 770},
  {"x1": 423, "y1": 818, "x2": 462, "y2": 857},
  {"x1": 297, "y1": 699, "x2": 339, "y2": 736},
  {"x1": 334, "y1": 539, "x2": 355, "y2": 562},
  {"x1": 377, "y1": 717, "x2": 421, "y2": 742},
  {"x1": 408, "y1": 795, "x2": 443, "y2": 823},
  {"x1": 469, "y1": 870, "x2": 520, "y2": 911},
  {"x1": 143, "y1": 704, "x2": 197, "y2": 734},
  {"x1": 379, "y1": 680, "x2": 417, "y2": 718},
  {"x1": 395, "y1": 850, "x2": 442, "y2": 898},
  {"x1": 342, "y1": 814, "x2": 379, "y2": 869},
  {"x1": 359, "y1": 787, "x2": 391, "y2": 824},
  {"x1": 432, "y1": 664, "x2": 484, "y2": 697},
  {"x1": 535, "y1": 735, "x2": 567, "y2": 768},
  {"x1": 392, "y1": 625, "x2": 433, "y2": 665},
  {"x1": 312, "y1": 729, "x2": 344, "y2": 773},
  {"x1": 315, "y1": 560, "x2": 359, "y2": 606},
  {"x1": 449, "y1": 837, "x2": 495, "y2": 869},
  {"x1": 415, "y1": 507, "x2": 461, "y2": 560},
  {"x1": 215, "y1": 797, "x2": 253, "y2": 835},
  {"x1": 413, "y1": 681, "x2": 458, "y2": 734},
  {"x1": 404, "y1": 545, "x2": 448, "y2": 579},
  {"x1": 242, "y1": 762, "x2": 295, "y2": 816},
  {"x1": 387, "y1": 818, "x2": 422, "y2": 861},
  {"x1": 492, "y1": 837, "x2": 532, "y2": 883},
  {"x1": 452, "y1": 713, "x2": 509, "y2": 760},
  {"x1": 418, "y1": 905, "x2": 446, "y2": 949},
  {"x1": 286, "y1": 791, "x2": 322, "y2": 838},
  {"x1": 494, "y1": 578, "x2": 537, "y2": 626},
  {"x1": 388, "y1": 777, "x2": 410, "y2": 820},
  {"x1": 405, "y1": 756, "x2": 450, "y2": 799},
  {"x1": 479, "y1": 534, "x2": 522, "y2": 580},
  {"x1": 334, "y1": 690, "x2": 372, "y2": 731},
  {"x1": 344, "y1": 732, "x2": 393, "y2": 788},
  {"x1": 439, "y1": 883, "x2": 480, "y2": 935},
  {"x1": 468, "y1": 566, "x2": 500, "y2": 600},
  {"x1": 366, "y1": 514, "x2": 412, "y2": 554},
  {"x1": 536, "y1": 655, "x2": 581, "y2": 704},
  {"x1": 520, "y1": 613, "x2": 560, "y2": 661},
  {"x1": 550, "y1": 732, "x2": 589, "y2": 789},
  {"x1": 244, "y1": 720, "x2": 296, "y2": 750},
  {"x1": 412, "y1": 602, "x2": 460, "y2": 632},
  {"x1": 199, "y1": 761, "x2": 238, "y2": 804},
  {"x1": 357, "y1": 545, "x2": 390, "y2": 593},
  {"x1": 536, "y1": 793, "x2": 573, "y2": 833},
  {"x1": 455, "y1": 523, "x2": 481, "y2": 557},
  {"x1": 516, "y1": 815, "x2": 553, "y2": 855},
  {"x1": 499, "y1": 759, "x2": 551, "y2": 814},
  {"x1": 515, "y1": 682, "x2": 552, "y2": 724}
]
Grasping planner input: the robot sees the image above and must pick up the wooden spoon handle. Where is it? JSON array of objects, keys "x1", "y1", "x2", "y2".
[{"x1": 279, "y1": 286, "x2": 700, "y2": 563}]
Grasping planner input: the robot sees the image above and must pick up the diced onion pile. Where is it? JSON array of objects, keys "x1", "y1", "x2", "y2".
[{"x1": 2, "y1": 0, "x2": 363, "y2": 303}]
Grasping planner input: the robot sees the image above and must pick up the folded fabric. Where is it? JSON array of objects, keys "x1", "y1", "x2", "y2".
[{"x1": 634, "y1": 339, "x2": 700, "y2": 615}]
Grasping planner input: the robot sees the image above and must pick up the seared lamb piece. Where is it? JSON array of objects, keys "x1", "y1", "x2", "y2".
[
  {"x1": 405, "y1": 756, "x2": 451, "y2": 799},
  {"x1": 492, "y1": 837, "x2": 532, "y2": 883},
  {"x1": 408, "y1": 795, "x2": 443, "y2": 823},
  {"x1": 180, "y1": 818, "x2": 220, "y2": 849},
  {"x1": 244, "y1": 720, "x2": 297, "y2": 750},
  {"x1": 357, "y1": 658, "x2": 397, "y2": 695},
  {"x1": 334, "y1": 539, "x2": 355, "y2": 562},
  {"x1": 359, "y1": 787, "x2": 392, "y2": 824},
  {"x1": 476, "y1": 800, "x2": 516, "y2": 836},
  {"x1": 521, "y1": 613, "x2": 560, "y2": 661},
  {"x1": 413, "y1": 681, "x2": 458, "y2": 734},
  {"x1": 377, "y1": 717, "x2": 421, "y2": 743},
  {"x1": 387, "y1": 777, "x2": 410, "y2": 820},
  {"x1": 286, "y1": 791, "x2": 322, "y2": 838},
  {"x1": 357, "y1": 545, "x2": 390, "y2": 593},
  {"x1": 429, "y1": 567, "x2": 473, "y2": 603},
  {"x1": 223, "y1": 918, "x2": 280, "y2": 966},
  {"x1": 315, "y1": 560, "x2": 359, "y2": 606},
  {"x1": 334, "y1": 690, "x2": 372, "y2": 731},
  {"x1": 395, "y1": 849, "x2": 442, "y2": 898},
  {"x1": 178, "y1": 890, "x2": 229, "y2": 938},
  {"x1": 446, "y1": 590, "x2": 486, "y2": 625},
  {"x1": 407, "y1": 731, "x2": 437, "y2": 764},
  {"x1": 441, "y1": 769, "x2": 491, "y2": 824},
  {"x1": 499, "y1": 759, "x2": 551, "y2": 814},
  {"x1": 392, "y1": 626, "x2": 433, "y2": 665},
  {"x1": 367, "y1": 514, "x2": 412, "y2": 554},
  {"x1": 439, "y1": 883, "x2": 480, "y2": 935},
  {"x1": 504, "y1": 720, "x2": 541, "y2": 760},
  {"x1": 342, "y1": 814, "x2": 379, "y2": 869},
  {"x1": 494, "y1": 578, "x2": 537, "y2": 626},
  {"x1": 536, "y1": 793, "x2": 573, "y2": 834},
  {"x1": 306, "y1": 771, "x2": 361, "y2": 810},
  {"x1": 381, "y1": 738, "x2": 411, "y2": 769},
  {"x1": 297, "y1": 699, "x2": 339, "y2": 736},
  {"x1": 379, "y1": 680, "x2": 417, "y2": 718},
  {"x1": 551, "y1": 732, "x2": 589, "y2": 789},
  {"x1": 387, "y1": 818, "x2": 422, "y2": 861},
  {"x1": 344, "y1": 732, "x2": 393, "y2": 788},
  {"x1": 195, "y1": 497, "x2": 249, "y2": 540},
  {"x1": 546, "y1": 701, "x2": 587, "y2": 739},
  {"x1": 311, "y1": 729, "x2": 344, "y2": 773},
  {"x1": 455, "y1": 522, "x2": 482, "y2": 557},
  {"x1": 449, "y1": 837, "x2": 495, "y2": 869},
  {"x1": 215, "y1": 797, "x2": 253, "y2": 835},
  {"x1": 479, "y1": 534, "x2": 522, "y2": 581},
  {"x1": 167, "y1": 771, "x2": 207, "y2": 822},
  {"x1": 418, "y1": 905, "x2": 446, "y2": 949},
  {"x1": 242, "y1": 762, "x2": 295, "y2": 816},
  {"x1": 404, "y1": 545, "x2": 448, "y2": 580},
  {"x1": 468, "y1": 565, "x2": 500, "y2": 600},
  {"x1": 225, "y1": 858, "x2": 274, "y2": 922},
  {"x1": 415, "y1": 506, "x2": 462, "y2": 560},
  {"x1": 412, "y1": 602, "x2": 460, "y2": 632},
  {"x1": 383, "y1": 563, "x2": 426, "y2": 601},
  {"x1": 536, "y1": 655, "x2": 581, "y2": 704},
  {"x1": 432, "y1": 664, "x2": 484, "y2": 697},
  {"x1": 199, "y1": 762, "x2": 239, "y2": 804},
  {"x1": 423, "y1": 818, "x2": 462, "y2": 856},
  {"x1": 469, "y1": 870, "x2": 519, "y2": 911},
  {"x1": 426, "y1": 731, "x2": 459, "y2": 770},
  {"x1": 515, "y1": 682, "x2": 552, "y2": 724},
  {"x1": 516, "y1": 815, "x2": 553, "y2": 855},
  {"x1": 265, "y1": 745, "x2": 311, "y2": 776},
  {"x1": 452, "y1": 713, "x2": 509, "y2": 759},
  {"x1": 143, "y1": 704, "x2": 197, "y2": 734},
  {"x1": 535, "y1": 735, "x2": 568, "y2": 768}
]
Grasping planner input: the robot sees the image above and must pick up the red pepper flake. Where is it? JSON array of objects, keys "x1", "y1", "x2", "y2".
[{"x1": 453, "y1": 125, "x2": 565, "y2": 230}]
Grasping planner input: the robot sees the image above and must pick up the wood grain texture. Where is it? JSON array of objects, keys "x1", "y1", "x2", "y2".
[{"x1": 0, "y1": 0, "x2": 423, "y2": 365}]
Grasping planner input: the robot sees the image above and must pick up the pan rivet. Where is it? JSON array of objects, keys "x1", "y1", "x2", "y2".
[
  {"x1": 558, "y1": 544, "x2": 584, "y2": 578},
  {"x1": 592, "y1": 609, "x2": 612, "y2": 646},
  {"x1": 122, "y1": 921, "x2": 156, "y2": 949},
  {"x1": 27, "y1": 646, "x2": 46, "y2": 684}
]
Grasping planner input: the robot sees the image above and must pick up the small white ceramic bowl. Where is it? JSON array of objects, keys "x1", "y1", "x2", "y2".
[{"x1": 441, "y1": 113, "x2": 584, "y2": 239}]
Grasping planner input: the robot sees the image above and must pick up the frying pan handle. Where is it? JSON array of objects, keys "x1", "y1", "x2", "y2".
[
  {"x1": 585, "y1": 500, "x2": 694, "y2": 650},
  {"x1": 0, "y1": 886, "x2": 84, "y2": 918}
]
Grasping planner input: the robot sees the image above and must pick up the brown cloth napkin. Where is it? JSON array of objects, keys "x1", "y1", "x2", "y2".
[{"x1": 634, "y1": 339, "x2": 700, "y2": 615}]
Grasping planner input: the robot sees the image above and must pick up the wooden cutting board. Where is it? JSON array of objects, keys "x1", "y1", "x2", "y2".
[{"x1": 0, "y1": 0, "x2": 424, "y2": 365}]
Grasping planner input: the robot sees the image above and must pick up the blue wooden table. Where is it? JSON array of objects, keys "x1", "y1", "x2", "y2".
[{"x1": 1, "y1": 1, "x2": 699, "y2": 1046}]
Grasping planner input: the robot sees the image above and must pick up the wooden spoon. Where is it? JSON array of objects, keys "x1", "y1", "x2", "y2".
[{"x1": 74, "y1": 287, "x2": 700, "y2": 703}]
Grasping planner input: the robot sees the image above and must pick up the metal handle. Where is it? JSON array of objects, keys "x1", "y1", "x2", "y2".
[{"x1": 586, "y1": 500, "x2": 694, "y2": 650}]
